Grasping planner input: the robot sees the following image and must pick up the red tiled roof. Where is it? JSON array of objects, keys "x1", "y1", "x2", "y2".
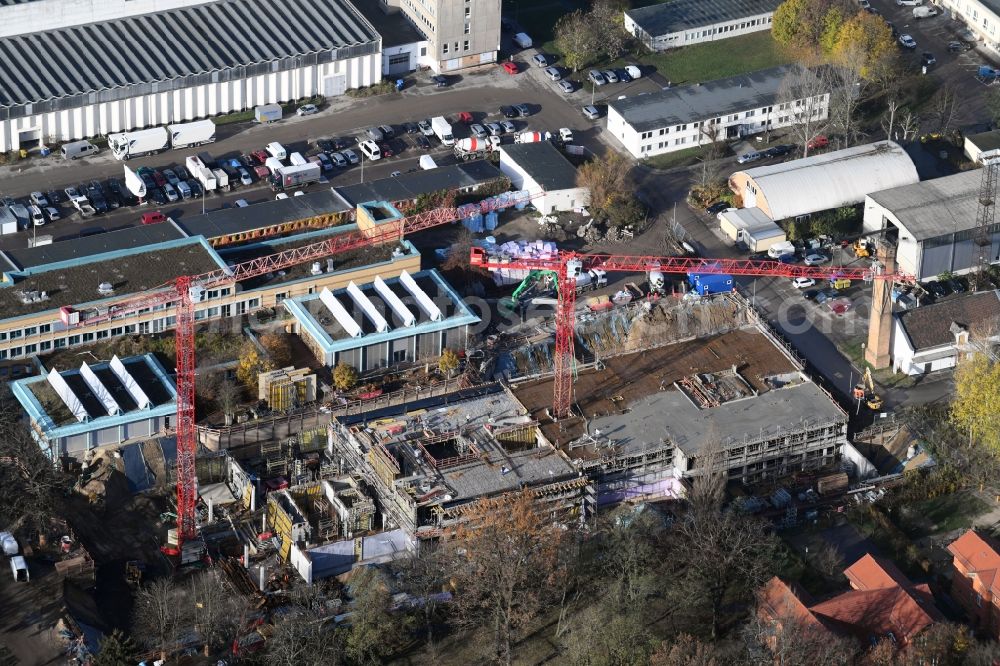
[
  {"x1": 845, "y1": 553, "x2": 912, "y2": 591},
  {"x1": 809, "y1": 586, "x2": 939, "y2": 644},
  {"x1": 758, "y1": 576, "x2": 823, "y2": 628}
]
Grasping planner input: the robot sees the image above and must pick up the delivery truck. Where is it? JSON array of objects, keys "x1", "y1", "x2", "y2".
[
  {"x1": 265, "y1": 142, "x2": 287, "y2": 159},
  {"x1": 108, "y1": 127, "x2": 170, "y2": 160},
  {"x1": 289, "y1": 152, "x2": 308, "y2": 166},
  {"x1": 168, "y1": 120, "x2": 216, "y2": 149},
  {"x1": 453, "y1": 136, "x2": 500, "y2": 160},
  {"x1": 255, "y1": 104, "x2": 282, "y2": 124},
  {"x1": 431, "y1": 116, "x2": 454, "y2": 146},
  {"x1": 265, "y1": 157, "x2": 285, "y2": 175},
  {"x1": 212, "y1": 168, "x2": 230, "y2": 191},
  {"x1": 272, "y1": 163, "x2": 321, "y2": 191}
]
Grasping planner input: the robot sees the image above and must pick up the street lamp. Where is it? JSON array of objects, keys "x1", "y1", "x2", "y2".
[
  {"x1": 591, "y1": 79, "x2": 596, "y2": 106},
  {"x1": 360, "y1": 150, "x2": 365, "y2": 184}
]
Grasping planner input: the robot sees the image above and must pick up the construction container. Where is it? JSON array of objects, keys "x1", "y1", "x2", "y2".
[{"x1": 817, "y1": 472, "x2": 849, "y2": 496}]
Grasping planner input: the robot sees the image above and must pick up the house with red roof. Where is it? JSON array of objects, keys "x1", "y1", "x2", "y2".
[
  {"x1": 947, "y1": 530, "x2": 1000, "y2": 639},
  {"x1": 759, "y1": 553, "x2": 941, "y2": 650}
]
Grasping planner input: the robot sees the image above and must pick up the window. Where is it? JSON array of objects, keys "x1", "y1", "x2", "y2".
[
  {"x1": 40, "y1": 341, "x2": 51, "y2": 351},
  {"x1": 39, "y1": 323, "x2": 50, "y2": 334},
  {"x1": 464, "y1": 23, "x2": 470, "y2": 35},
  {"x1": 9, "y1": 347, "x2": 21, "y2": 358},
  {"x1": 97, "y1": 329, "x2": 109, "y2": 339},
  {"x1": 24, "y1": 326, "x2": 36, "y2": 337},
  {"x1": 463, "y1": 40, "x2": 470, "y2": 51},
  {"x1": 24, "y1": 343, "x2": 36, "y2": 354},
  {"x1": 465, "y1": 6, "x2": 470, "y2": 16},
  {"x1": 54, "y1": 338, "x2": 66, "y2": 349},
  {"x1": 659, "y1": 128, "x2": 666, "y2": 135},
  {"x1": 111, "y1": 327, "x2": 123, "y2": 336},
  {"x1": 9, "y1": 330, "x2": 21, "y2": 340},
  {"x1": 68, "y1": 335, "x2": 81, "y2": 345},
  {"x1": 443, "y1": 43, "x2": 449, "y2": 54},
  {"x1": 249, "y1": 298, "x2": 261, "y2": 309}
]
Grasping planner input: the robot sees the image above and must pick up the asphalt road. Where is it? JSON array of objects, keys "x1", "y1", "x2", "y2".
[{"x1": 0, "y1": 64, "x2": 609, "y2": 249}]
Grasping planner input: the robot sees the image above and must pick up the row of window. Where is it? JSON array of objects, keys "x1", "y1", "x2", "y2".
[
  {"x1": 442, "y1": 40, "x2": 471, "y2": 55},
  {"x1": 683, "y1": 16, "x2": 772, "y2": 41}
]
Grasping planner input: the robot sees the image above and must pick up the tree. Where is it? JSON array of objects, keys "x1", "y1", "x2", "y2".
[
  {"x1": 554, "y1": 10, "x2": 600, "y2": 72},
  {"x1": 928, "y1": 85, "x2": 961, "y2": 133},
  {"x1": 391, "y1": 544, "x2": 452, "y2": 656},
  {"x1": 189, "y1": 570, "x2": 242, "y2": 656},
  {"x1": 260, "y1": 331, "x2": 293, "y2": 368},
  {"x1": 833, "y1": 12, "x2": 897, "y2": 79},
  {"x1": 439, "y1": 348, "x2": 460, "y2": 377},
  {"x1": 951, "y1": 356, "x2": 1000, "y2": 453},
  {"x1": 772, "y1": 0, "x2": 854, "y2": 53},
  {"x1": 261, "y1": 609, "x2": 345, "y2": 666},
  {"x1": 826, "y1": 61, "x2": 868, "y2": 148},
  {"x1": 779, "y1": 65, "x2": 832, "y2": 157},
  {"x1": 576, "y1": 152, "x2": 634, "y2": 219},
  {"x1": 590, "y1": 0, "x2": 632, "y2": 61},
  {"x1": 346, "y1": 567, "x2": 400, "y2": 664},
  {"x1": 986, "y1": 87, "x2": 1000, "y2": 128},
  {"x1": 132, "y1": 577, "x2": 189, "y2": 660},
  {"x1": 216, "y1": 378, "x2": 241, "y2": 425},
  {"x1": 92, "y1": 629, "x2": 139, "y2": 666},
  {"x1": 744, "y1": 605, "x2": 857, "y2": 666},
  {"x1": 450, "y1": 490, "x2": 568, "y2": 665},
  {"x1": 236, "y1": 341, "x2": 275, "y2": 391},
  {"x1": 651, "y1": 634, "x2": 724, "y2": 666},
  {"x1": 606, "y1": 196, "x2": 646, "y2": 229},
  {"x1": 563, "y1": 605, "x2": 655, "y2": 666},
  {"x1": 599, "y1": 509, "x2": 662, "y2": 607},
  {"x1": 332, "y1": 362, "x2": 359, "y2": 391}
]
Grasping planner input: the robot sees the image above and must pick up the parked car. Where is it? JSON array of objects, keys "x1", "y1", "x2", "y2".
[
  {"x1": 804, "y1": 253, "x2": 829, "y2": 266},
  {"x1": 899, "y1": 34, "x2": 917, "y2": 49},
  {"x1": 238, "y1": 167, "x2": 253, "y2": 185},
  {"x1": 764, "y1": 144, "x2": 795, "y2": 157},
  {"x1": 29, "y1": 191, "x2": 48, "y2": 207},
  {"x1": 471, "y1": 124, "x2": 488, "y2": 138},
  {"x1": 379, "y1": 142, "x2": 394, "y2": 158},
  {"x1": 793, "y1": 277, "x2": 816, "y2": 289},
  {"x1": 924, "y1": 281, "x2": 949, "y2": 297},
  {"x1": 485, "y1": 122, "x2": 503, "y2": 136},
  {"x1": 44, "y1": 207, "x2": 60, "y2": 222},
  {"x1": 921, "y1": 52, "x2": 937, "y2": 66},
  {"x1": 315, "y1": 153, "x2": 333, "y2": 172},
  {"x1": 500, "y1": 105, "x2": 518, "y2": 119},
  {"x1": 64, "y1": 186, "x2": 82, "y2": 201},
  {"x1": 807, "y1": 135, "x2": 830, "y2": 150},
  {"x1": 532, "y1": 54, "x2": 550, "y2": 67},
  {"x1": 378, "y1": 124, "x2": 396, "y2": 139},
  {"x1": 142, "y1": 211, "x2": 167, "y2": 225},
  {"x1": 705, "y1": 201, "x2": 730, "y2": 215},
  {"x1": 514, "y1": 103, "x2": 531, "y2": 117},
  {"x1": 235, "y1": 199, "x2": 249, "y2": 208},
  {"x1": 544, "y1": 66, "x2": 562, "y2": 81},
  {"x1": 415, "y1": 135, "x2": 431, "y2": 150},
  {"x1": 297, "y1": 104, "x2": 318, "y2": 116},
  {"x1": 342, "y1": 149, "x2": 360, "y2": 165},
  {"x1": 163, "y1": 183, "x2": 179, "y2": 202},
  {"x1": 948, "y1": 278, "x2": 966, "y2": 293},
  {"x1": 948, "y1": 40, "x2": 971, "y2": 52},
  {"x1": 330, "y1": 152, "x2": 349, "y2": 167},
  {"x1": 737, "y1": 150, "x2": 762, "y2": 164},
  {"x1": 432, "y1": 75, "x2": 449, "y2": 87},
  {"x1": 366, "y1": 127, "x2": 385, "y2": 142},
  {"x1": 803, "y1": 289, "x2": 821, "y2": 300},
  {"x1": 403, "y1": 122, "x2": 419, "y2": 134},
  {"x1": 615, "y1": 68, "x2": 632, "y2": 82},
  {"x1": 418, "y1": 119, "x2": 434, "y2": 136},
  {"x1": 602, "y1": 69, "x2": 618, "y2": 83},
  {"x1": 582, "y1": 105, "x2": 601, "y2": 120},
  {"x1": 558, "y1": 80, "x2": 576, "y2": 93},
  {"x1": 896, "y1": 0, "x2": 921, "y2": 5},
  {"x1": 559, "y1": 128, "x2": 574, "y2": 144},
  {"x1": 588, "y1": 70, "x2": 607, "y2": 86},
  {"x1": 28, "y1": 205, "x2": 45, "y2": 226},
  {"x1": 186, "y1": 180, "x2": 202, "y2": 198},
  {"x1": 502, "y1": 61, "x2": 519, "y2": 74}
]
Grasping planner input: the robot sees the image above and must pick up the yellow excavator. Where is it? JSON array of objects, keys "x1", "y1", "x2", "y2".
[{"x1": 853, "y1": 367, "x2": 883, "y2": 410}]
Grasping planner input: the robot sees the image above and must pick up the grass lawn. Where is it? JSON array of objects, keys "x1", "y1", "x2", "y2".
[
  {"x1": 640, "y1": 144, "x2": 733, "y2": 170},
  {"x1": 898, "y1": 491, "x2": 991, "y2": 539},
  {"x1": 632, "y1": 32, "x2": 795, "y2": 85}
]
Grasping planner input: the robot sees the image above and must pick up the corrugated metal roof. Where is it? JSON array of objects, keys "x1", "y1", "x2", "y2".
[
  {"x1": 627, "y1": 0, "x2": 782, "y2": 37},
  {"x1": 0, "y1": 0, "x2": 379, "y2": 106},
  {"x1": 867, "y1": 169, "x2": 979, "y2": 242},
  {"x1": 738, "y1": 141, "x2": 919, "y2": 221}
]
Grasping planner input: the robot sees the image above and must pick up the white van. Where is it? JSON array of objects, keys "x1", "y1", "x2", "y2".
[
  {"x1": 61, "y1": 140, "x2": 98, "y2": 160},
  {"x1": 513, "y1": 32, "x2": 532, "y2": 48},
  {"x1": 625, "y1": 65, "x2": 642, "y2": 79},
  {"x1": 28, "y1": 205, "x2": 45, "y2": 227},
  {"x1": 265, "y1": 142, "x2": 287, "y2": 160},
  {"x1": 10, "y1": 555, "x2": 28, "y2": 582},
  {"x1": 358, "y1": 140, "x2": 381, "y2": 161},
  {"x1": 0, "y1": 531, "x2": 17, "y2": 556},
  {"x1": 767, "y1": 241, "x2": 796, "y2": 259},
  {"x1": 289, "y1": 152, "x2": 307, "y2": 166}
]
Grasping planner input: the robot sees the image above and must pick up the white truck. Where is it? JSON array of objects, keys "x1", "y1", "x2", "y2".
[
  {"x1": 419, "y1": 155, "x2": 438, "y2": 170},
  {"x1": 212, "y1": 168, "x2": 230, "y2": 191},
  {"x1": 453, "y1": 136, "x2": 500, "y2": 161},
  {"x1": 107, "y1": 127, "x2": 170, "y2": 160},
  {"x1": 574, "y1": 268, "x2": 607, "y2": 292},
  {"x1": 70, "y1": 196, "x2": 96, "y2": 217},
  {"x1": 431, "y1": 116, "x2": 454, "y2": 146},
  {"x1": 289, "y1": 152, "x2": 308, "y2": 166},
  {"x1": 265, "y1": 142, "x2": 287, "y2": 159},
  {"x1": 186, "y1": 156, "x2": 218, "y2": 192},
  {"x1": 273, "y1": 163, "x2": 321, "y2": 190},
  {"x1": 265, "y1": 157, "x2": 285, "y2": 175},
  {"x1": 168, "y1": 120, "x2": 216, "y2": 149},
  {"x1": 515, "y1": 131, "x2": 552, "y2": 144}
]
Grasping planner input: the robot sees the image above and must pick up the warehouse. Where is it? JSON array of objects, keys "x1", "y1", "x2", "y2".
[
  {"x1": 624, "y1": 0, "x2": 781, "y2": 51},
  {"x1": 892, "y1": 291, "x2": 1000, "y2": 375},
  {"x1": 0, "y1": 0, "x2": 382, "y2": 152},
  {"x1": 964, "y1": 129, "x2": 1000, "y2": 163},
  {"x1": 498, "y1": 142, "x2": 589, "y2": 214},
  {"x1": 717, "y1": 207, "x2": 786, "y2": 251},
  {"x1": 731, "y1": 141, "x2": 919, "y2": 222},
  {"x1": 11, "y1": 353, "x2": 177, "y2": 459},
  {"x1": 607, "y1": 65, "x2": 828, "y2": 159},
  {"x1": 862, "y1": 170, "x2": 999, "y2": 280},
  {"x1": 284, "y1": 269, "x2": 480, "y2": 370}
]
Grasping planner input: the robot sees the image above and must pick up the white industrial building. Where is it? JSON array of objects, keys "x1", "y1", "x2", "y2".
[
  {"x1": 718, "y1": 207, "x2": 786, "y2": 252},
  {"x1": 863, "y1": 170, "x2": 1000, "y2": 280},
  {"x1": 730, "y1": 141, "x2": 919, "y2": 222},
  {"x1": 892, "y1": 292, "x2": 1000, "y2": 375},
  {"x1": 0, "y1": 0, "x2": 382, "y2": 152},
  {"x1": 624, "y1": 0, "x2": 781, "y2": 51},
  {"x1": 937, "y1": 0, "x2": 1000, "y2": 52},
  {"x1": 607, "y1": 65, "x2": 829, "y2": 159},
  {"x1": 499, "y1": 142, "x2": 589, "y2": 214}
]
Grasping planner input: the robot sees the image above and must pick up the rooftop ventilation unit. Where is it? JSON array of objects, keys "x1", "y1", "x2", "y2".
[{"x1": 97, "y1": 282, "x2": 114, "y2": 296}]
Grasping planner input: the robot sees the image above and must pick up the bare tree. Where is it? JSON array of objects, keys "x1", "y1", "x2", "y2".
[
  {"x1": 827, "y1": 58, "x2": 867, "y2": 148},
  {"x1": 599, "y1": 509, "x2": 663, "y2": 607},
  {"x1": 133, "y1": 577, "x2": 190, "y2": 660},
  {"x1": 812, "y1": 541, "x2": 844, "y2": 580},
  {"x1": 651, "y1": 633, "x2": 725, "y2": 666},
  {"x1": 778, "y1": 65, "x2": 832, "y2": 157},
  {"x1": 189, "y1": 570, "x2": 242, "y2": 656},
  {"x1": 696, "y1": 122, "x2": 727, "y2": 188},
  {"x1": 688, "y1": 436, "x2": 727, "y2": 512},
  {"x1": 881, "y1": 96, "x2": 905, "y2": 142},
  {"x1": 216, "y1": 378, "x2": 241, "y2": 426},
  {"x1": 928, "y1": 85, "x2": 960, "y2": 133},
  {"x1": 744, "y1": 605, "x2": 857, "y2": 666},
  {"x1": 260, "y1": 609, "x2": 345, "y2": 666},
  {"x1": 563, "y1": 605, "x2": 655, "y2": 666},
  {"x1": 391, "y1": 544, "x2": 451, "y2": 655}
]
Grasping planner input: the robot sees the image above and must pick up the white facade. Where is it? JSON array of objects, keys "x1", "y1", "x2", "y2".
[
  {"x1": 390, "y1": 0, "x2": 501, "y2": 72},
  {"x1": 383, "y1": 41, "x2": 434, "y2": 76},
  {"x1": 498, "y1": 147, "x2": 589, "y2": 214},
  {"x1": 625, "y1": 7, "x2": 775, "y2": 51},
  {"x1": 939, "y1": 0, "x2": 1000, "y2": 51},
  {"x1": 891, "y1": 319, "x2": 968, "y2": 375},
  {"x1": 1, "y1": 55, "x2": 380, "y2": 152}
]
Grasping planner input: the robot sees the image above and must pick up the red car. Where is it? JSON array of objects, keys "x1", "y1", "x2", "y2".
[
  {"x1": 457, "y1": 111, "x2": 473, "y2": 124},
  {"x1": 379, "y1": 142, "x2": 394, "y2": 158},
  {"x1": 152, "y1": 170, "x2": 167, "y2": 187},
  {"x1": 807, "y1": 135, "x2": 829, "y2": 150},
  {"x1": 251, "y1": 149, "x2": 268, "y2": 164},
  {"x1": 141, "y1": 211, "x2": 166, "y2": 225},
  {"x1": 502, "y1": 61, "x2": 519, "y2": 75}
]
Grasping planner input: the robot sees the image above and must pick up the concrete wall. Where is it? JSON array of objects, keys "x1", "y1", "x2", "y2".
[
  {"x1": 398, "y1": 0, "x2": 500, "y2": 72},
  {"x1": 2, "y1": 54, "x2": 381, "y2": 152},
  {"x1": 625, "y1": 10, "x2": 775, "y2": 51},
  {"x1": 0, "y1": 0, "x2": 211, "y2": 37}
]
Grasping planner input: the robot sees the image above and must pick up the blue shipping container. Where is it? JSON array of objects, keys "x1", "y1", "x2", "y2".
[{"x1": 687, "y1": 272, "x2": 734, "y2": 295}]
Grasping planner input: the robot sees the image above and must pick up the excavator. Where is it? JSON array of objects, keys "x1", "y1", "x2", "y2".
[
  {"x1": 500, "y1": 270, "x2": 555, "y2": 309},
  {"x1": 853, "y1": 367, "x2": 883, "y2": 410}
]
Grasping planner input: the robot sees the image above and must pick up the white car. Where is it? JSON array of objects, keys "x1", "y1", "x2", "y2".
[
  {"x1": 804, "y1": 254, "x2": 829, "y2": 266},
  {"x1": 899, "y1": 34, "x2": 917, "y2": 49},
  {"x1": 544, "y1": 66, "x2": 562, "y2": 81},
  {"x1": 44, "y1": 207, "x2": 60, "y2": 221},
  {"x1": 559, "y1": 128, "x2": 574, "y2": 143},
  {"x1": 485, "y1": 122, "x2": 503, "y2": 136},
  {"x1": 29, "y1": 191, "x2": 48, "y2": 207},
  {"x1": 470, "y1": 124, "x2": 488, "y2": 138},
  {"x1": 582, "y1": 105, "x2": 601, "y2": 120},
  {"x1": 296, "y1": 104, "x2": 318, "y2": 116},
  {"x1": 238, "y1": 168, "x2": 253, "y2": 186},
  {"x1": 737, "y1": 151, "x2": 762, "y2": 164},
  {"x1": 163, "y1": 183, "x2": 179, "y2": 202},
  {"x1": 715, "y1": 207, "x2": 737, "y2": 221},
  {"x1": 275, "y1": 193, "x2": 289, "y2": 200},
  {"x1": 793, "y1": 277, "x2": 816, "y2": 289},
  {"x1": 500, "y1": 120, "x2": 516, "y2": 133},
  {"x1": 64, "y1": 186, "x2": 81, "y2": 200},
  {"x1": 896, "y1": 0, "x2": 921, "y2": 5},
  {"x1": 418, "y1": 119, "x2": 434, "y2": 136},
  {"x1": 28, "y1": 205, "x2": 45, "y2": 226}
]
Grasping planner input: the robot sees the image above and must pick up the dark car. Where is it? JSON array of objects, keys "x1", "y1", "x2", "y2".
[
  {"x1": 705, "y1": 201, "x2": 729, "y2": 215},
  {"x1": 148, "y1": 188, "x2": 168, "y2": 205},
  {"x1": 921, "y1": 52, "x2": 937, "y2": 66},
  {"x1": 175, "y1": 165, "x2": 191, "y2": 181},
  {"x1": 47, "y1": 190, "x2": 64, "y2": 205},
  {"x1": 500, "y1": 105, "x2": 518, "y2": 119},
  {"x1": 137, "y1": 168, "x2": 157, "y2": 192},
  {"x1": 86, "y1": 182, "x2": 110, "y2": 213},
  {"x1": 378, "y1": 124, "x2": 396, "y2": 139},
  {"x1": 432, "y1": 75, "x2": 449, "y2": 87},
  {"x1": 925, "y1": 281, "x2": 949, "y2": 297},
  {"x1": 108, "y1": 178, "x2": 138, "y2": 206},
  {"x1": 315, "y1": 152, "x2": 334, "y2": 172},
  {"x1": 152, "y1": 170, "x2": 167, "y2": 187},
  {"x1": 948, "y1": 40, "x2": 970, "y2": 52},
  {"x1": 403, "y1": 122, "x2": 419, "y2": 134},
  {"x1": 316, "y1": 138, "x2": 336, "y2": 153},
  {"x1": 186, "y1": 179, "x2": 202, "y2": 198},
  {"x1": 379, "y1": 142, "x2": 395, "y2": 158},
  {"x1": 803, "y1": 289, "x2": 821, "y2": 301},
  {"x1": 777, "y1": 253, "x2": 798, "y2": 264},
  {"x1": 764, "y1": 144, "x2": 795, "y2": 157},
  {"x1": 514, "y1": 103, "x2": 531, "y2": 117},
  {"x1": 416, "y1": 135, "x2": 431, "y2": 150},
  {"x1": 614, "y1": 68, "x2": 632, "y2": 82},
  {"x1": 948, "y1": 278, "x2": 966, "y2": 293}
]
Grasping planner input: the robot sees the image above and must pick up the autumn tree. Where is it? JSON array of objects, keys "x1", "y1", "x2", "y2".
[
  {"x1": 951, "y1": 356, "x2": 1000, "y2": 453},
  {"x1": 439, "y1": 348, "x2": 460, "y2": 376},
  {"x1": 346, "y1": 567, "x2": 400, "y2": 664},
  {"x1": 576, "y1": 151, "x2": 635, "y2": 222},
  {"x1": 450, "y1": 490, "x2": 569, "y2": 665},
  {"x1": 833, "y1": 12, "x2": 897, "y2": 80},
  {"x1": 563, "y1": 605, "x2": 655, "y2": 666},
  {"x1": 554, "y1": 10, "x2": 600, "y2": 72},
  {"x1": 260, "y1": 331, "x2": 293, "y2": 368},
  {"x1": 236, "y1": 340, "x2": 275, "y2": 391},
  {"x1": 773, "y1": 0, "x2": 853, "y2": 54},
  {"x1": 590, "y1": 0, "x2": 633, "y2": 60},
  {"x1": 744, "y1": 606, "x2": 857, "y2": 665},
  {"x1": 332, "y1": 362, "x2": 359, "y2": 391}
]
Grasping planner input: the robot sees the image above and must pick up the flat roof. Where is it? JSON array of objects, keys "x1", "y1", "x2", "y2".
[
  {"x1": 175, "y1": 189, "x2": 353, "y2": 240},
  {"x1": 867, "y1": 169, "x2": 980, "y2": 241},
  {"x1": 0, "y1": 221, "x2": 188, "y2": 271},
  {"x1": 627, "y1": 0, "x2": 782, "y2": 36},
  {"x1": 285, "y1": 269, "x2": 479, "y2": 354},
  {"x1": 0, "y1": 0, "x2": 380, "y2": 107},
  {"x1": 335, "y1": 161, "x2": 503, "y2": 205},
  {"x1": 501, "y1": 142, "x2": 579, "y2": 191},
  {"x1": 350, "y1": 0, "x2": 424, "y2": 47},
  {"x1": 609, "y1": 65, "x2": 809, "y2": 132},
  {"x1": 0, "y1": 236, "x2": 228, "y2": 322},
  {"x1": 11, "y1": 353, "x2": 177, "y2": 437},
  {"x1": 967, "y1": 129, "x2": 1000, "y2": 154}
]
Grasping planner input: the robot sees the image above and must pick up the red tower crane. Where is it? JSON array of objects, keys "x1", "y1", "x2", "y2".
[
  {"x1": 68, "y1": 195, "x2": 526, "y2": 551},
  {"x1": 469, "y1": 248, "x2": 915, "y2": 419}
]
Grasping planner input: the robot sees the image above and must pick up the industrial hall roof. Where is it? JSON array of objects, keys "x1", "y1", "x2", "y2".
[
  {"x1": 866, "y1": 169, "x2": 980, "y2": 242},
  {"x1": 0, "y1": 0, "x2": 380, "y2": 106},
  {"x1": 627, "y1": 0, "x2": 782, "y2": 37},
  {"x1": 737, "y1": 141, "x2": 919, "y2": 221}
]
